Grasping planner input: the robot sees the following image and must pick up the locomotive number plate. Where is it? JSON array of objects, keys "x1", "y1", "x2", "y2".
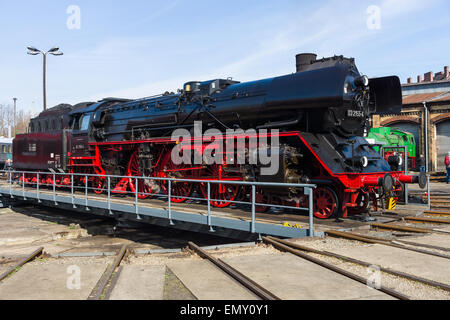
[{"x1": 347, "y1": 110, "x2": 365, "y2": 118}]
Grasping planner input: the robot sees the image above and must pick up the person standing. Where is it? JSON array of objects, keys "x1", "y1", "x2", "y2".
[
  {"x1": 446, "y1": 152, "x2": 450, "y2": 184},
  {"x1": 418, "y1": 154, "x2": 426, "y2": 173}
]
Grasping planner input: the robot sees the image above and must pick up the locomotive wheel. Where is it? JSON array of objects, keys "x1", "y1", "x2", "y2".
[
  {"x1": 348, "y1": 191, "x2": 369, "y2": 215},
  {"x1": 248, "y1": 188, "x2": 272, "y2": 213},
  {"x1": 93, "y1": 176, "x2": 106, "y2": 195},
  {"x1": 158, "y1": 152, "x2": 193, "y2": 203},
  {"x1": 313, "y1": 187, "x2": 339, "y2": 219},
  {"x1": 127, "y1": 151, "x2": 156, "y2": 200},
  {"x1": 198, "y1": 164, "x2": 241, "y2": 208}
]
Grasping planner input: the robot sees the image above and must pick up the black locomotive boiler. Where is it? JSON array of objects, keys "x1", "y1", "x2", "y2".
[{"x1": 14, "y1": 53, "x2": 427, "y2": 219}]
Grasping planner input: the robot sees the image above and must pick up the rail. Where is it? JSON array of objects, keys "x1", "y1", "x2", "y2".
[{"x1": 0, "y1": 170, "x2": 318, "y2": 238}]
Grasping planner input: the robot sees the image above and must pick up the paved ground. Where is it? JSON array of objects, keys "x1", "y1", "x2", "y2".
[
  {"x1": 166, "y1": 259, "x2": 258, "y2": 300},
  {"x1": 328, "y1": 244, "x2": 450, "y2": 286},
  {"x1": 0, "y1": 206, "x2": 236, "y2": 259},
  {"x1": 109, "y1": 265, "x2": 166, "y2": 300},
  {"x1": 222, "y1": 253, "x2": 393, "y2": 300},
  {"x1": 0, "y1": 259, "x2": 110, "y2": 300},
  {"x1": 404, "y1": 233, "x2": 450, "y2": 249}
]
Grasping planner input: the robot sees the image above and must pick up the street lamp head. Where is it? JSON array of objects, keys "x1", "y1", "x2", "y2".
[
  {"x1": 49, "y1": 51, "x2": 63, "y2": 56},
  {"x1": 48, "y1": 46, "x2": 60, "y2": 53},
  {"x1": 27, "y1": 46, "x2": 40, "y2": 52},
  {"x1": 27, "y1": 51, "x2": 40, "y2": 56}
]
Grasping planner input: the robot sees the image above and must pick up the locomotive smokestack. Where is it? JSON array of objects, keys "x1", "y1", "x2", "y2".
[{"x1": 296, "y1": 53, "x2": 317, "y2": 73}]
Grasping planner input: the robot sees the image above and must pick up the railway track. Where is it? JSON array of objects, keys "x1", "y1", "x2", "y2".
[
  {"x1": 1, "y1": 235, "x2": 449, "y2": 300},
  {"x1": 262, "y1": 237, "x2": 409, "y2": 300},
  {"x1": 1, "y1": 194, "x2": 449, "y2": 300},
  {"x1": 264, "y1": 237, "x2": 450, "y2": 292},
  {"x1": 0, "y1": 247, "x2": 44, "y2": 282}
]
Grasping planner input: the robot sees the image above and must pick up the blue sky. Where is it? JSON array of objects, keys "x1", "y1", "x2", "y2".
[{"x1": 0, "y1": 0, "x2": 449, "y2": 113}]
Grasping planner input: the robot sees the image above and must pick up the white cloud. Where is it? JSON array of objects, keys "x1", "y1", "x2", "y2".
[{"x1": 87, "y1": 0, "x2": 446, "y2": 101}]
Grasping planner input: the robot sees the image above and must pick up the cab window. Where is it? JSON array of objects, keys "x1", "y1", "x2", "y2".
[
  {"x1": 79, "y1": 113, "x2": 92, "y2": 131},
  {"x1": 71, "y1": 115, "x2": 81, "y2": 130}
]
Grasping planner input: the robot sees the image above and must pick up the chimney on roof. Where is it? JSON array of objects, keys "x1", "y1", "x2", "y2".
[
  {"x1": 424, "y1": 71, "x2": 434, "y2": 82},
  {"x1": 417, "y1": 75, "x2": 422, "y2": 83},
  {"x1": 445, "y1": 66, "x2": 449, "y2": 79},
  {"x1": 407, "y1": 78, "x2": 412, "y2": 84}
]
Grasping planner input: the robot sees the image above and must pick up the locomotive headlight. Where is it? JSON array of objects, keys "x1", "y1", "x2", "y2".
[
  {"x1": 360, "y1": 156, "x2": 369, "y2": 168},
  {"x1": 354, "y1": 75, "x2": 369, "y2": 88},
  {"x1": 388, "y1": 155, "x2": 403, "y2": 168}
]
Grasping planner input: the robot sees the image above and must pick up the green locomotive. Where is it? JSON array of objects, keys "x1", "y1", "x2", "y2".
[{"x1": 367, "y1": 127, "x2": 417, "y2": 170}]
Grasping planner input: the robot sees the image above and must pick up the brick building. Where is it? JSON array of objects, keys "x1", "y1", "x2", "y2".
[{"x1": 372, "y1": 66, "x2": 450, "y2": 172}]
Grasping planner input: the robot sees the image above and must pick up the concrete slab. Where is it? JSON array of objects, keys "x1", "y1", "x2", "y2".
[
  {"x1": 405, "y1": 234, "x2": 450, "y2": 250},
  {"x1": 330, "y1": 244, "x2": 450, "y2": 285},
  {"x1": 0, "y1": 228, "x2": 49, "y2": 247},
  {"x1": 167, "y1": 259, "x2": 258, "y2": 300},
  {"x1": 0, "y1": 210, "x2": 86, "y2": 248},
  {"x1": 0, "y1": 261, "x2": 108, "y2": 300},
  {"x1": 109, "y1": 265, "x2": 165, "y2": 300},
  {"x1": 0, "y1": 245, "x2": 49, "y2": 259},
  {"x1": 222, "y1": 253, "x2": 393, "y2": 300}
]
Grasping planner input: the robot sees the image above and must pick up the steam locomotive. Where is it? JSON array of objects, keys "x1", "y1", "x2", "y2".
[{"x1": 13, "y1": 53, "x2": 427, "y2": 219}]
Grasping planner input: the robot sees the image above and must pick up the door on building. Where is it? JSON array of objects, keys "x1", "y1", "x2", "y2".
[
  {"x1": 389, "y1": 122, "x2": 420, "y2": 171},
  {"x1": 436, "y1": 120, "x2": 450, "y2": 172}
]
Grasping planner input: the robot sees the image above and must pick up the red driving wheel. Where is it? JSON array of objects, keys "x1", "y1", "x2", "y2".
[
  {"x1": 198, "y1": 164, "x2": 241, "y2": 208},
  {"x1": 158, "y1": 151, "x2": 193, "y2": 203},
  {"x1": 127, "y1": 151, "x2": 156, "y2": 199},
  {"x1": 313, "y1": 187, "x2": 339, "y2": 219}
]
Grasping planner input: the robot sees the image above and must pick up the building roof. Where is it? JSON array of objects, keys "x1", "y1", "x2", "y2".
[
  {"x1": 0, "y1": 137, "x2": 13, "y2": 144},
  {"x1": 403, "y1": 92, "x2": 450, "y2": 105},
  {"x1": 403, "y1": 78, "x2": 450, "y2": 88}
]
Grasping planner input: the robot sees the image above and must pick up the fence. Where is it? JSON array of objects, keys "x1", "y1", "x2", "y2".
[{"x1": 0, "y1": 170, "x2": 318, "y2": 238}]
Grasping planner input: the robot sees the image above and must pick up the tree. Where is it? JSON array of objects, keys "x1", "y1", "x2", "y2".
[{"x1": 0, "y1": 103, "x2": 35, "y2": 137}]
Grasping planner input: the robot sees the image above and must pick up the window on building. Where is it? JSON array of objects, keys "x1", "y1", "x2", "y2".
[
  {"x1": 8, "y1": 146, "x2": 11, "y2": 153},
  {"x1": 2, "y1": 146, "x2": 5, "y2": 153}
]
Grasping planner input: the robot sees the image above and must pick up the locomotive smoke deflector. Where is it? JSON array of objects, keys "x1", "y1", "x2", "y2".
[{"x1": 369, "y1": 76, "x2": 402, "y2": 115}]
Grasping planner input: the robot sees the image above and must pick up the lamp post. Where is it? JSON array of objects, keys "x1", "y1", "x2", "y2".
[
  {"x1": 12, "y1": 98, "x2": 17, "y2": 136},
  {"x1": 27, "y1": 46, "x2": 63, "y2": 111},
  {"x1": 422, "y1": 101, "x2": 429, "y2": 172}
]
